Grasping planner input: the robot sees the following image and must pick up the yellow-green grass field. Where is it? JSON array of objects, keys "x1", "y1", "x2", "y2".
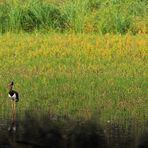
[{"x1": 0, "y1": 33, "x2": 148, "y2": 123}]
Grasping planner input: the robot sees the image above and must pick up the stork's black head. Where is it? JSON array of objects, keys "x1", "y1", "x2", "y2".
[{"x1": 11, "y1": 81, "x2": 14, "y2": 86}]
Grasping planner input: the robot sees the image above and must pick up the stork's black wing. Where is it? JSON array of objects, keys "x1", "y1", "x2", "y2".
[{"x1": 12, "y1": 90, "x2": 19, "y2": 102}]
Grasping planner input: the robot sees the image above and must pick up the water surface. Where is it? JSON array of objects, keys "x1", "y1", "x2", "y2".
[{"x1": 0, "y1": 114, "x2": 147, "y2": 148}]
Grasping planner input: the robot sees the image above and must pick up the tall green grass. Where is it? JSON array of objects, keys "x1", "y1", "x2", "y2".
[
  {"x1": 0, "y1": 0, "x2": 148, "y2": 34},
  {"x1": 0, "y1": 0, "x2": 68, "y2": 33}
]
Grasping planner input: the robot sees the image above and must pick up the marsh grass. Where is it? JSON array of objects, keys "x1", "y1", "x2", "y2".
[
  {"x1": 0, "y1": 33, "x2": 147, "y2": 122},
  {"x1": 0, "y1": 0, "x2": 148, "y2": 34}
]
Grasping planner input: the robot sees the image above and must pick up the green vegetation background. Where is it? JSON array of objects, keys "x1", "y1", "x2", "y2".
[
  {"x1": 0, "y1": 0, "x2": 148, "y2": 34},
  {"x1": 0, "y1": 0, "x2": 148, "y2": 123}
]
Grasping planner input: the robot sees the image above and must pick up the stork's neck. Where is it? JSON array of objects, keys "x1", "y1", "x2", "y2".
[{"x1": 9, "y1": 87, "x2": 13, "y2": 92}]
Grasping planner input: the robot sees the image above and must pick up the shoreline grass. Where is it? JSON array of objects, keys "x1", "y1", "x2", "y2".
[{"x1": 0, "y1": 33, "x2": 147, "y2": 123}]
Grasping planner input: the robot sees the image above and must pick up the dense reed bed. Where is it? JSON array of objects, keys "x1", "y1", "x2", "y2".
[
  {"x1": 0, "y1": 33, "x2": 147, "y2": 122},
  {"x1": 0, "y1": 0, "x2": 148, "y2": 34}
]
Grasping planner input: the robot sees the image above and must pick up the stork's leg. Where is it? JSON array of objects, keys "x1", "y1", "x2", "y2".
[
  {"x1": 11, "y1": 100, "x2": 16, "y2": 123},
  {"x1": 10, "y1": 100, "x2": 16, "y2": 131},
  {"x1": 11, "y1": 100, "x2": 14, "y2": 122},
  {"x1": 8, "y1": 100, "x2": 14, "y2": 131},
  {"x1": 13, "y1": 101, "x2": 16, "y2": 124}
]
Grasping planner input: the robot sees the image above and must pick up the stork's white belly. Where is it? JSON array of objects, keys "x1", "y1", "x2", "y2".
[{"x1": 8, "y1": 93, "x2": 16, "y2": 99}]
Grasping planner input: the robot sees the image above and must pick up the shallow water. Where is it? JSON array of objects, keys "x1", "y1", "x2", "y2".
[{"x1": 0, "y1": 114, "x2": 148, "y2": 148}]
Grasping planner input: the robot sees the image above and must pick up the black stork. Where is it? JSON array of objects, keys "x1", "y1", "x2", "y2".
[
  {"x1": 8, "y1": 81, "x2": 19, "y2": 102},
  {"x1": 8, "y1": 81, "x2": 19, "y2": 132}
]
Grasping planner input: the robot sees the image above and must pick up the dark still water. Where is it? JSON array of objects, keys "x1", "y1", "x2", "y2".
[{"x1": 0, "y1": 113, "x2": 148, "y2": 148}]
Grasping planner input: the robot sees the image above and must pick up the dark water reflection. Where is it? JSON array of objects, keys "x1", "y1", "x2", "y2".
[{"x1": 0, "y1": 112, "x2": 148, "y2": 148}]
